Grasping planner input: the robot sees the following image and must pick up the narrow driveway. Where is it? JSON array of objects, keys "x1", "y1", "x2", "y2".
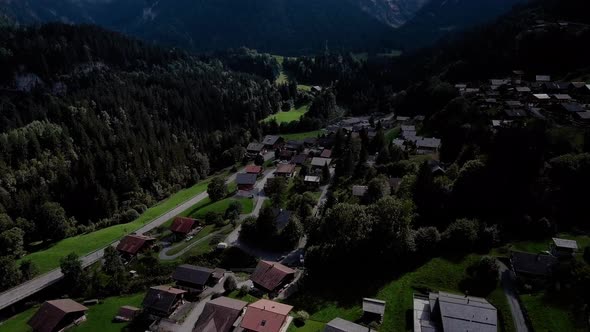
[{"x1": 498, "y1": 260, "x2": 529, "y2": 332}]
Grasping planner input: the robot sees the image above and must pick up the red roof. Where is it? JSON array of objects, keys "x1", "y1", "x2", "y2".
[
  {"x1": 320, "y1": 149, "x2": 332, "y2": 158},
  {"x1": 245, "y1": 165, "x2": 263, "y2": 174},
  {"x1": 28, "y1": 299, "x2": 88, "y2": 332},
  {"x1": 240, "y1": 299, "x2": 293, "y2": 332},
  {"x1": 170, "y1": 217, "x2": 196, "y2": 234},
  {"x1": 116, "y1": 234, "x2": 155, "y2": 255},
  {"x1": 250, "y1": 261, "x2": 295, "y2": 292},
  {"x1": 275, "y1": 164, "x2": 296, "y2": 175}
]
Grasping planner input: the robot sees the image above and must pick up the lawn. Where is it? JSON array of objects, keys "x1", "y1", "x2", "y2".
[
  {"x1": 506, "y1": 233, "x2": 590, "y2": 254},
  {"x1": 281, "y1": 130, "x2": 324, "y2": 141},
  {"x1": 521, "y1": 293, "x2": 581, "y2": 332},
  {"x1": 165, "y1": 224, "x2": 217, "y2": 256},
  {"x1": 190, "y1": 197, "x2": 253, "y2": 219},
  {"x1": 70, "y1": 293, "x2": 145, "y2": 332},
  {"x1": 286, "y1": 254, "x2": 515, "y2": 332},
  {"x1": 0, "y1": 293, "x2": 144, "y2": 332},
  {"x1": 385, "y1": 126, "x2": 401, "y2": 142},
  {"x1": 0, "y1": 305, "x2": 36, "y2": 331},
  {"x1": 19, "y1": 178, "x2": 216, "y2": 273},
  {"x1": 262, "y1": 104, "x2": 310, "y2": 124},
  {"x1": 288, "y1": 320, "x2": 326, "y2": 332}
]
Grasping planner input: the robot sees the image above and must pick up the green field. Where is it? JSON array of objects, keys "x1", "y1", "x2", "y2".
[
  {"x1": 521, "y1": 293, "x2": 580, "y2": 332},
  {"x1": 0, "y1": 293, "x2": 144, "y2": 332},
  {"x1": 19, "y1": 178, "x2": 217, "y2": 273},
  {"x1": 281, "y1": 130, "x2": 324, "y2": 141},
  {"x1": 262, "y1": 104, "x2": 310, "y2": 124},
  {"x1": 501, "y1": 233, "x2": 590, "y2": 332},
  {"x1": 286, "y1": 254, "x2": 515, "y2": 332}
]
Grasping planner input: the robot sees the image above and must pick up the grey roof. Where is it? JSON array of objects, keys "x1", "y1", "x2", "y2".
[
  {"x1": 505, "y1": 100, "x2": 523, "y2": 107},
  {"x1": 193, "y1": 297, "x2": 247, "y2": 332},
  {"x1": 247, "y1": 143, "x2": 264, "y2": 152},
  {"x1": 417, "y1": 138, "x2": 441, "y2": 149},
  {"x1": 392, "y1": 139, "x2": 405, "y2": 147},
  {"x1": 142, "y1": 286, "x2": 185, "y2": 314},
  {"x1": 554, "y1": 94, "x2": 572, "y2": 100},
  {"x1": 504, "y1": 109, "x2": 527, "y2": 118},
  {"x1": 172, "y1": 264, "x2": 213, "y2": 287},
  {"x1": 490, "y1": 79, "x2": 509, "y2": 86},
  {"x1": 272, "y1": 209, "x2": 293, "y2": 231},
  {"x1": 552, "y1": 238, "x2": 578, "y2": 250},
  {"x1": 533, "y1": 93, "x2": 551, "y2": 100},
  {"x1": 437, "y1": 292, "x2": 497, "y2": 332},
  {"x1": 291, "y1": 154, "x2": 308, "y2": 165},
  {"x1": 324, "y1": 318, "x2": 371, "y2": 332},
  {"x1": 262, "y1": 135, "x2": 281, "y2": 146},
  {"x1": 304, "y1": 176, "x2": 321, "y2": 183},
  {"x1": 561, "y1": 102, "x2": 586, "y2": 113},
  {"x1": 311, "y1": 157, "x2": 332, "y2": 167},
  {"x1": 516, "y1": 86, "x2": 531, "y2": 92},
  {"x1": 511, "y1": 251, "x2": 557, "y2": 277},
  {"x1": 401, "y1": 125, "x2": 416, "y2": 131},
  {"x1": 362, "y1": 298, "x2": 386, "y2": 315},
  {"x1": 576, "y1": 111, "x2": 590, "y2": 120},
  {"x1": 352, "y1": 185, "x2": 368, "y2": 197},
  {"x1": 536, "y1": 75, "x2": 551, "y2": 82},
  {"x1": 236, "y1": 173, "x2": 257, "y2": 185},
  {"x1": 402, "y1": 130, "x2": 417, "y2": 139}
]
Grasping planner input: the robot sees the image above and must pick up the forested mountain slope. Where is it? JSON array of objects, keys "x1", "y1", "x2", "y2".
[{"x1": 0, "y1": 24, "x2": 281, "y2": 245}]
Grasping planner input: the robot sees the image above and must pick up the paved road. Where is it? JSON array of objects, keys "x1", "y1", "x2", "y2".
[
  {"x1": 498, "y1": 260, "x2": 529, "y2": 332},
  {"x1": 0, "y1": 165, "x2": 253, "y2": 311}
]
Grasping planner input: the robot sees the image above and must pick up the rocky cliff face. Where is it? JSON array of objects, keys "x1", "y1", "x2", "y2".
[{"x1": 355, "y1": 0, "x2": 430, "y2": 27}]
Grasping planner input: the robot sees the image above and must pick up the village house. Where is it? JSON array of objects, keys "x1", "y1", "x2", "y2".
[
  {"x1": 240, "y1": 299, "x2": 293, "y2": 332},
  {"x1": 193, "y1": 296, "x2": 248, "y2": 332},
  {"x1": 550, "y1": 238, "x2": 578, "y2": 257},
  {"x1": 236, "y1": 173, "x2": 258, "y2": 191},
  {"x1": 116, "y1": 234, "x2": 156, "y2": 257},
  {"x1": 311, "y1": 157, "x2": 332, "y2": 169},
  {"x1": 114, "y1": 305, "x2": 140, "y2": 322},
  {"x1": 303, "y1": 137, "x2": 318, "y2": 147},
  {"x1": 304, "y1": 175, "x2": 321, "y2": 188},
  {"x1": 250, "y1": 260, "x2": 295, "y2": 294},
  {"x1": 172, "y1": 264, "x2": 215, "y2": 293},
  {"x1": 28, "y1": 299, "x2": 88, "y2": 332},
  {"x1": 413, "y1": 291, "x2": 498, "y2": 332},
  {"x1": 416, "y1": 138, "x2": 441, "y2": 155},
  {"x1": 284, "y1": 140, "x2": 304, "y2": 151},
  {"x1": 142, "y1": 285, "x2": 186, "y2": 318},
  {"x1": 247, "y1": 143, "x2": 265, "y2": 157},
  {"x1": 362, "y1": 298, "x2": 386, "y2": 323},
  {"x1": 275, "y1": 163, "x2": 296, "y2": 177},
  {"x1": 324, "y1": 318, "x2": 374, "y2": 332},
  {"x1": 290, "y1": 154, "x2": 308, "y2": 165},
  {"x1": 170, "y1": 216, "x2": 197, "y2": 238},
  {"x1": 262, "y1": 135, "x2": 284, "y2": 150},
  {"x1": 320, "y1": 149, "x2": 332, "y2": 158},
  {"x1": 536, "y1": 75, "x2": 551, "y2": 82},
  {"x1": 245, "y1": 165, "x2": 263, "y2": 176},
  {"x1": 510, "y1": 251, "x2": 558, "y2": 286}
]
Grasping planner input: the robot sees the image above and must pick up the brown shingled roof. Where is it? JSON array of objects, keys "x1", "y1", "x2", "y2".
[
  {"x1": 116, "y1": 234, "x2": 155, "y2": 255},
  {"x1": 250, "y1": 261, "x2": 295, "y2": 292},
  {"x1": 170, "y1": 217, "x2": 196, "y2": 235},
  {"x1": 28, "y1": 299, "x2": 88, "y2": 332},
  {"x1": 275, "y1": 164, "x2": 296, "y2": 175}
]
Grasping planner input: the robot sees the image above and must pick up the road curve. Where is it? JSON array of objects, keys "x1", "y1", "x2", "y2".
[{"x1": 0, "y1": 170, "x2": 242, "y2": 311}]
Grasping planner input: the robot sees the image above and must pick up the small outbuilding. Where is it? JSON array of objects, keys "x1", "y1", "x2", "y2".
[{"x1": 28, "y1": 299, "x2": 88, "y2": 332}]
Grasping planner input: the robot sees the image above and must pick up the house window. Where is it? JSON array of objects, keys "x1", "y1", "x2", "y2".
[{"x1": 261, "y1": 320, "x2": 266, "y2": 326}]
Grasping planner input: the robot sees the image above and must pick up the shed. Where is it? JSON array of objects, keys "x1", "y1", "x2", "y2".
[
  {"x1": 114, "y1": 305, "x2": 140, "y2": 322},
  {"x1": 362, "y1": 298, "x2": 386, "y2": 321},
  {"x1": 28, "y1": 299, "x2": 88, "y2": 332},
  {"x1": 116, "y1": 234, "x2": 156, "y2": 256},
  {"x1": 170, "y1": 217, "x2": 197, "y2": 235},
  {"x1": 352, "y1": 185, "x2": 368, "y2": 197},
  {"x1": 311, "y1": 157, "x2": 332, "y2": 168},
  {"x1": 236, "y1": 173, "x2": 258, "y2": 191},
  {"x1": 324, "y1": 318, "x2": 371, "y2": 332}
]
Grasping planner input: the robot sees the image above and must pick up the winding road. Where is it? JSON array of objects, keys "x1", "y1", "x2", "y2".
[{"x1": 0, "y1": 153, "x2": 274, "y2": 312}]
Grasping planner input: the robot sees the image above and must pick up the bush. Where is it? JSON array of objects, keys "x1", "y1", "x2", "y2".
[
  {"x1": 237, "y1": 285, "x2": 249, "y2": 297},
  {"x1": 122, "y1": 209, "x2": 140, "y2": 223},
  {"x1": 293, "y1": 310, "x2": 309, "y2": 327},
  {"x1": 443, "y1": 218, "x2": 479, "y2": 251},
  {"x1": 461, "y1": 256, "x2": 499, "y2": 296},
  {"x1": 414, "y1": 227, "x2": 441, "y2": 254},
  {"x1": 224, "y1": 275, "x2": 238, "y2": 292},
  {"x1": 584, "y1": 246, "x2": 590, "y2": 264}
]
